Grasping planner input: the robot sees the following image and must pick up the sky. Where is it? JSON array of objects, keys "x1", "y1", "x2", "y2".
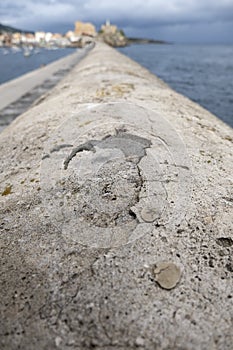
[{"x1": 0, "y1": 0, "x2": 233, "y2": 44}]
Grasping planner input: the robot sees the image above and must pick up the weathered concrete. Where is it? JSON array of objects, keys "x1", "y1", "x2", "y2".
[{"x1": 0, "y1": 42, "x2": 232, "y2": 350}]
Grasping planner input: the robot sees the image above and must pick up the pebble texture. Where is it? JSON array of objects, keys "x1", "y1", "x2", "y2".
[
  {"x1": 153, "y1": 262, "x2": 182, "y2": 289},
  {"x1": 0, "y1": 42, "x2": 232, "y2": 350}
]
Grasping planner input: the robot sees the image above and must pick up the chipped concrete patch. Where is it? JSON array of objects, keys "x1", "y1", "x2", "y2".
[{"x1": 40, "y1": 102, "x2": 192, "y2": 248}]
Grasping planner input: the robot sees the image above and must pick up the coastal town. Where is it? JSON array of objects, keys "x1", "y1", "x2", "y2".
[{"x1": 0, "y1": 20, "x2": 128, "y2": 50}]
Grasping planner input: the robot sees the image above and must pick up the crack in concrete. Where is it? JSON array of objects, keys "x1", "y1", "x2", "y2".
[{"x1": 50, "y1": 144, "x2": 73, "y2": 153}]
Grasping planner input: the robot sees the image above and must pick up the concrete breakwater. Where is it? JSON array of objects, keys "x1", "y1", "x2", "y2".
[{"x1": 0, "y1": 42, "x2": 232, "y2": 349}]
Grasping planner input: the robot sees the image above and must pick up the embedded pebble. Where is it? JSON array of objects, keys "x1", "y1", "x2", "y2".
[
  {"x1": 140, "y1": 206, "x2": 160, "y2": 222},
  {"x1": 135, "y1": 336, "x2": 145, "y2": 347},
  {"x1": 55, "y1": 336, "x2": 62, "y2": 347},
  {"x1": 153, "y1": 262, "x2": 181, "y2": 290},
  {"x1": 1, "y1": 184, "x2": 12, "y2": 196}
]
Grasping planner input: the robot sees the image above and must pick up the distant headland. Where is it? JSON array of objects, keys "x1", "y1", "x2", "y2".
[{"x1": 0, "y1": 21, "x2": 167, "y2": 48}]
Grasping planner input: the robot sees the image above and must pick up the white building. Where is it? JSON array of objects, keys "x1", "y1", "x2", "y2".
[
  {"x1": 35, "y1": 32, "x2": 46, "y2": 43},
  {"x1": 45, "y1": 32, "x2": 53, "y2": 43}
]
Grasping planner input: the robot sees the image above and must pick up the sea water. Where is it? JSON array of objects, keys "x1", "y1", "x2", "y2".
[
  {"x1": 0, "y1": 46, "x2": 76, "y2": 84},
  {"x1": 118, "y1": 44, "x2": 233, "y2": 127}
]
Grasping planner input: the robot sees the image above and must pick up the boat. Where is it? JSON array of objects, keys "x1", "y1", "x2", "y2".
[
  {"x1": 24, "y1": 49, "x2": 31, "y2": 57},
  {"x1": 11, "y1": 46, "x2": 21, "y2": 53}
]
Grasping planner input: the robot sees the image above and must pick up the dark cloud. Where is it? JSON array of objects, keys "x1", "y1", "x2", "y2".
[{"x1": 0, "y1": 0, "x2": 233, "y2": 43}]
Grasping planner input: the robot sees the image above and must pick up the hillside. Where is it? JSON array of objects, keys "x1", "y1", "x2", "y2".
[{"x1": 0, "y1": 23, "x2": 33, "y2": 34}]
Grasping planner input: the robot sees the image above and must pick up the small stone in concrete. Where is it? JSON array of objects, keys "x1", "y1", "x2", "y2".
[
  {"x1": 55, "y1": 336, "x2": 62, "y2": 347},
  {"x1": 153, "y1": 262, "x2": 181, "y2": 290},
  {"x1": 1, "y1": 184, "x2": 12, "y2": 196},
  {"x1": 135, "y1": 336, "x2": 145, "y2": 347},
  {"x1": 141, "y1": 206, "x2": 160, "y2": 222}
]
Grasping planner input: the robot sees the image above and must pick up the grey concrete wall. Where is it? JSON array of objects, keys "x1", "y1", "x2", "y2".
[{"x1": 0, "y1": 42, "x2": 232, "y2": 349}]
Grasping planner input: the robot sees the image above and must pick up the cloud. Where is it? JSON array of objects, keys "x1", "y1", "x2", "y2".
[
  {"x1": 0, "y1": 0, "x2": 77, "y2": 29},
  {"x1": 1, "y1": 0, "x2": 233, "y2": 42}
]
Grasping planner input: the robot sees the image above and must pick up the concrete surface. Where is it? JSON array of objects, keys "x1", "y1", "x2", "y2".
[{"x1": 0, "y1": 42, "x2": 232, "y2": 350}]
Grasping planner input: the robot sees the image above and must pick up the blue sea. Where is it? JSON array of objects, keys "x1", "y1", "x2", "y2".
[
  {"x1": 0, "y1": 46, "x2": 76, "y2": 84},
  {"x1": 0, "y1": 44, "x2": 233, "y2": 127},
  {"x1": 118, "y1": 44, "x2": 233, "y2": 127}
]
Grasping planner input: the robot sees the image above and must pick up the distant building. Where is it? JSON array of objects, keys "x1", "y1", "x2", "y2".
[
  {"x1": 3, "y1": 33, "x2": 12, "y2": 46},
  {"x1": 66, "y1": 31, "x2": 75, "y2": 39},
  {"x1": 51, "y1": 33, "x2": 62, "y2": 40},
  {"x1": 50, "y1": 33, "x2": 69, "y2": 47},
  {"x1": 25, "y1": 33, "x2": 36, "y2": 44},
  {"x1": 0, "y1": 34, "x2": 5, "y2": 46},
  {"x1": 35, "y1": 32, "x2": 46, "y2": 43},
  {"x1": 0, "y1": 24, "x2": 96, "y2": 48},
  {"x1": 11, "y1": 32, "x2": 21, "y2": 45},
  {"x1": 45, "y1": 32, "x2": 52, "y2": 43},
  {"x1": 74, "y1": 21, "x2": 96, "y2": 37},
  {"x1": 65, "y1": 30, "x2": 80, "y2": 43},
  {"x1": 101, "y1": 20, "x2": 117, "y2": 35}
]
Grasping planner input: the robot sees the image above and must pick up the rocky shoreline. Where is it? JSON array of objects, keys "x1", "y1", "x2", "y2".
[{"x1": 127, "y1": 37, "x2": 168, "y2": 45}]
